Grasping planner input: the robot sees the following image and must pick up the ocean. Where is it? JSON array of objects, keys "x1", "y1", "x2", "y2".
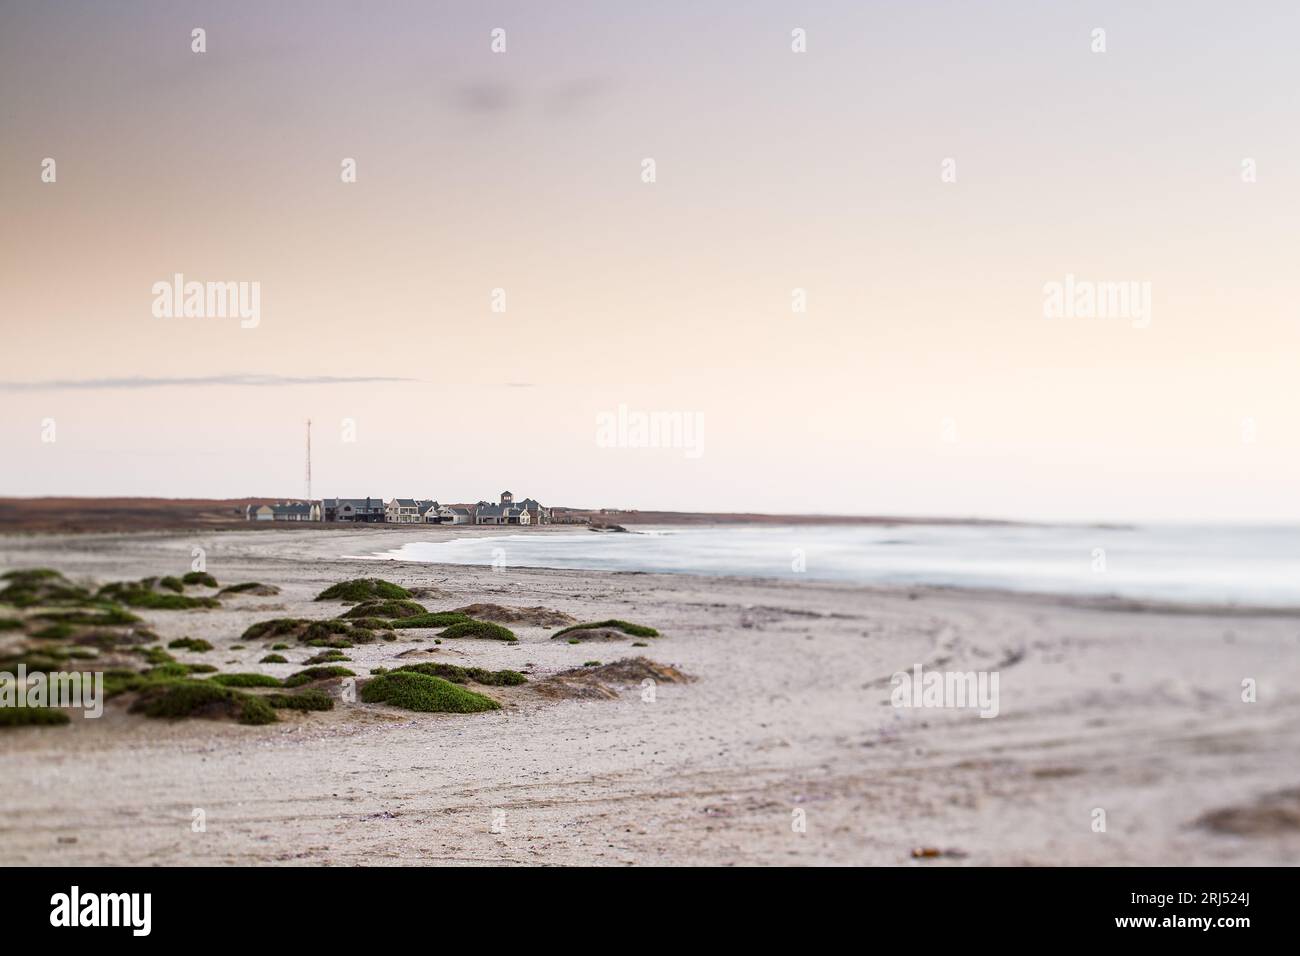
[{"x1": 368, "y1": 523, "x2": 1300, "y2": 607}]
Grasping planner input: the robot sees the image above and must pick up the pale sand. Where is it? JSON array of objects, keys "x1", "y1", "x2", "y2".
[{"x1": 2, "y1": 526, "x2": 1298, "y2": 866}]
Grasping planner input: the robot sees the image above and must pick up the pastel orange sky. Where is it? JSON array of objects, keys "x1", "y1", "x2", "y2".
[{"x1": 2, "y1": 1, "x2": 1298, "y2": 520}]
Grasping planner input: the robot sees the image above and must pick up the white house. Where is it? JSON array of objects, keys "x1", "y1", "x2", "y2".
[
  {"x1": 385, "y1": 498, "x2": 421, "y2": 523},
  {"x1": 437, "y1": 505, "x2": 473, "y2": 525}
]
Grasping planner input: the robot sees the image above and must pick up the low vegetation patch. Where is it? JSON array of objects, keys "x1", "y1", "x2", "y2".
[
  {"x1": 259, "y1": 653, "x2": 288, "y2": 664},
  {"x1": 266, "y1": 689, "x2": 334, "y2": 711},
  {"x1": 552, "y1": 620, "x2": 659, "y2": 640},
  {"x1": 305, "y1": 636, "x2": 353, "y2": 649},
  {"x1": 0, "y1": 706, "x2": 71, "y2": 728},
  {"x1": 96, "y1": 579, "x2": 219, "y2": 610},
  {"x1": 316, "y1": 578, "x2": 412, "y2": 603},
  {"x1": 360, "y1": 671, "x2": 499, "y2": 713},
  {"x1": 0, "y1": 617, "x2": 24, "y2": 631},
  {"x1": 135, "y1": 646, "x2": 176, "y2": 666},
  {"x1": 129, "y1": 680, "x2": 277, "y2": 725},
  {"x1": 283, "y1": 665, "x2": 355, "y2": 687},
  {"x1": 242, "y1": 618, "x2": 358, "y2": 645},
  {"x1": 0, "y1": 569, "x2": 94, "y2": 608},
  {"x1": 340, "y1": 599, "x2": 427, "y2": 620},
  {"x1": 209, "y1": 672, "x2": 283, "y2": 688},
  {"x1": 241, "y1": 618, "x2": 306, "y2": 641},
  {"x1": 304, "y1": 650, "x2": 351, "y2": 664},
  {"x1": 438, "y1": 620, "x2": 517, "y2": 642},
  {"x1": 344, "y1": 616, "x2": 387, "y2": 630},
  {"x1": 168, "y1": 637, "x2": 213, "y2": 652},
  {"x1": 392, "y1": 662, "x2": 527, "y2": 686},
  {"x1": 34, "y1": 606, "x2": 142, "y2": 627},
  {"x1": 31, "y1": 623, "x2": 76, "y2": 640},
  {"x1": 181, "y1": 571, "x2": 220, "y2": 588},
  {"x1": 217, "y1": 582, "x2": 280, "y2": 596},
  {"x1": 392, "y1": 612, "x2": 471, "y2": 630},
  {"x1": 305, "y1": 620, "x2": 353, "y2": 641},
  {"x1": 159, "y1": 576, "x2": 185, "y2": 593}
]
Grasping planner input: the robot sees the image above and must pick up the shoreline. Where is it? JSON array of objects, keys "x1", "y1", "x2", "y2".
[
  {"x1": 2, "y1": 527, "x2": 1299, "y2": 865},
  {"x1": 5, "y1": 525, "x2": 1299, "y2": 618}
]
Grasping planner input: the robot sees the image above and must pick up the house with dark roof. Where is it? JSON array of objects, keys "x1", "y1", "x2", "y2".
[
  {"x1": 473, "y1": 491, "x2": 550, "y2": 525},
  {"x1": 321, "y1": 497, "x2": 385, "y2": 522},
  {"x1": 437, "y1": 505, "x2": 473, "y2": 524},
  {"x1": 246, "y1": 502, "x2": 320, "y2": 521}
]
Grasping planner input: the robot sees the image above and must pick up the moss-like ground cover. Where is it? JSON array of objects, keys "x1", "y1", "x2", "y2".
[
  {"x1": 552, "y1": 620, "x2": 659, "y2": 640},
  {"x1": 316, "y1": 579, "x2": 412, "y2": 602},
  {"x1": 438, "y1": 620, "x2": 517, "y2": 642},
  {"x1": 360, "y1": 671, "x2": 499, "y2": 713}
]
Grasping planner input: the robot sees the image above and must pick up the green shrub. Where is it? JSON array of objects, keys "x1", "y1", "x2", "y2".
[
  {"x1": 304, "y1": 620, "x2": 352, "y2": 641},
  {"x1": 168, "y1": 637, "x2": 213, "y2": 652},
  {"x1": 159, "y1": 576, "x2": 185, "y2": 593},
  {"x1": 438, "y1": 620, "x2": 517, "y2": 642},
  {"x1": 103, "y1": 669, "x2": 149, "y2": 697},
  {"x1": 552, "y1": 619, "x2": 659, "y2": 640},
  {"x1": 305, "y1": 637, "x2": 352, "y2": 649},
  {"x1": 266, "y1": 689, "x2": 334, "y2": 711},
  {"x1": 129, "y1": 680, "x2": 277, "y2": 725},
  {"x1": 182, "y1": 571, "x2": 220, "y2": 588},
  {"x1": 238, "y1": 695, "x2": 279, "y2": 725},
  {"x1": 283, "y1": 665, "x2": 355, "y2": 688},
  {"x1": 136, "y1": 646, "x2": 176, "y2": 665},
  {"x1": 303, "y1": 650, "x2": 350, "y2": 665},
  {"x1": 241, "y1": 618, "x2": 308, "y2": 641},
  {"x1": 31, "y1": 623, "x2": 76, "y2": 640},
  {"x1": 392, "y1": 662, "x2": 526, "y2": 686},
  {"x1": 270, "y1": 643, "x2": 289, "y2": 650},
  {"x1": 583, "y1": 660, "x2": 601, "y2": 667},
  {"x1": 217, "y1": 581, "x2": 279, "y2": 596},
  {"x1": 0, "y1": 569, "x2": 95, "y2": 608},
  {"x1": 96, "y1": 580, "x2": 219, "y2": 610},
  {"x1": 259, "y1": 653, "x2": 288, "y2": 664},
  {"x1": 316, "y1": 579, "x2": 412, "y2": 602},
  {"x1": 1, "y1": 568, "x2": 62, "y2": 581},
  {"x1": 392, "y1": 612, "x2": 471, "y2": 629},
  {"x1": 34, "y1": 606, "x2": 141, "y2": 627},
  {"x1": 360, "y1": 671, "x2": 499, "y2": 713},
  {"x1": 340, "y1": 600, "x2": 427, "y2": 620},
  {"x1": 209, "y1": 673, "x2": 283, "y2": 688},
  {"x1": 0, "y1": 618, "x2": 26, "y2": 631},
  {"x1": 0, "y1": 706, "x2": 70, "y2": 728},
  {"x1": 143, "y1": 663, "x2": 193, "y2": 680}
]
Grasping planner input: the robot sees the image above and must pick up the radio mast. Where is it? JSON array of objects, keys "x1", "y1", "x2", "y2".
[{"x1": 305, "y1": 418, "x2": 312, "y2": 502}]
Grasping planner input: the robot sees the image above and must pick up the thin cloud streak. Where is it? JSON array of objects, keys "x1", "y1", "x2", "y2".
[{"x1": 0, "y1": 374, "x2": 419, "y2": 392}]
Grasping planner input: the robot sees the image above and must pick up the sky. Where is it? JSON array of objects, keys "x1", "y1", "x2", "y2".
[{"x1": 1, "y1": 0, "x2": 1298, "y2": 522}]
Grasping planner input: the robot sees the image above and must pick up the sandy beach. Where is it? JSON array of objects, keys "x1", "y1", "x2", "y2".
[{"x1": 2, "y1": 525, "x2": 1298, "y2": 866}]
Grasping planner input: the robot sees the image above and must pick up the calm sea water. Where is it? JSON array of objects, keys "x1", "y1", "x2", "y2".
[{"x1": 369, "y1": 524, "x2": 1300, "y2": 607}]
